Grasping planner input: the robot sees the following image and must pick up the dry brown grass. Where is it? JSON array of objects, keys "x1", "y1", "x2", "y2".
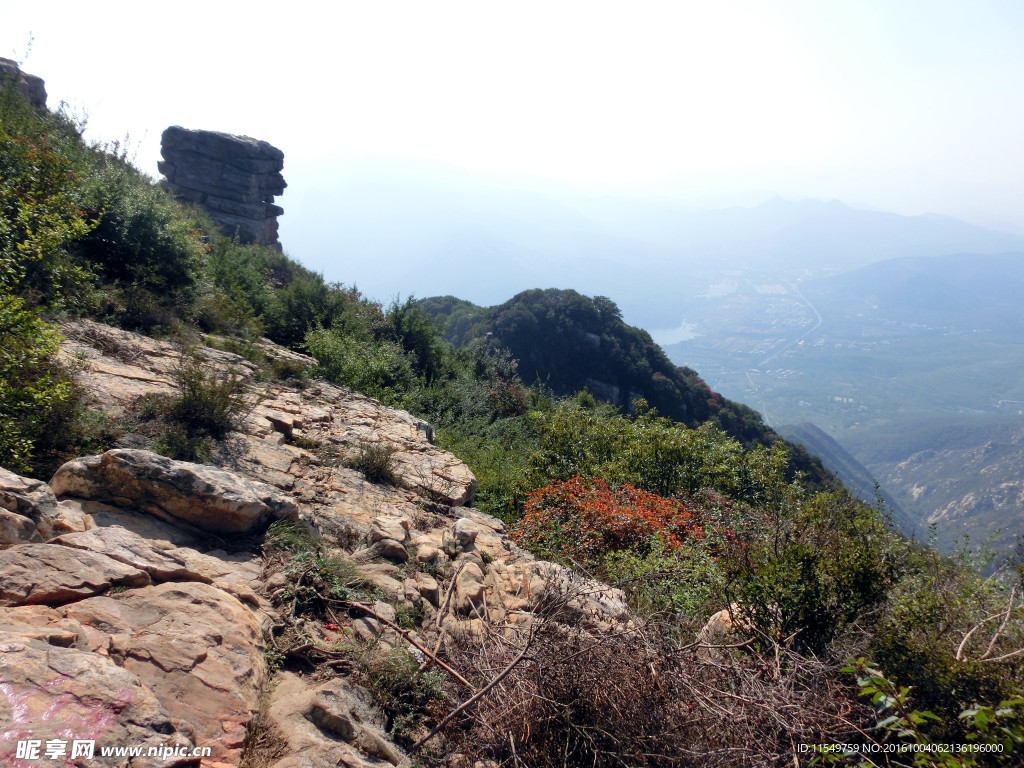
[{"x1": 427, "y1": 579, "x2": 872, "y2": 768}]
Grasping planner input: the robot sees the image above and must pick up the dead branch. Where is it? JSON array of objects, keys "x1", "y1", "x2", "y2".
[
  {"x1": 335, "y1": 598, "x2": 476, "y2": 691},
  {"x1": 408, "y1": 639, "x2": 533, "y2": 755},
  {"x1": 955, "y1": 586, "x2": 1023, "y2": 663}
]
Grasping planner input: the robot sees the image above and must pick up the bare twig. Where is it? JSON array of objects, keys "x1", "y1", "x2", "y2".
[
  {"x1": 979, "y1": 586, "x2": 1017, "y2": 661},
  {"x1": 336, "y1": 599, "x2": 475, "y2": 691},
  {"x1": 416, "y1": 561, "x2": 465, "y2": 676},
  {"x1": 409, "y1": 640, "x2": 533, "y2": 754},
  {"x1": 956, "y1": 586, "x2": 1022, "y2": 662}
]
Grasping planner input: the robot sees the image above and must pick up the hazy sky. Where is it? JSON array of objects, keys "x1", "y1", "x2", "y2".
[{"x1": 3, "y1": 0, "x2": 1024, "y2": 230}]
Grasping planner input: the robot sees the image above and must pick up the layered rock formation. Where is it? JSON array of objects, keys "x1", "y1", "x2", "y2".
[
  {"x1": 0, "y1": 321, "x2": 630, "y2": 768},
  {"x1": 159, "y1": 126, "x2": 285, "y2": 249},
  {"x1": 0, "y1": 57, "x2": 46, "y2": 108}
]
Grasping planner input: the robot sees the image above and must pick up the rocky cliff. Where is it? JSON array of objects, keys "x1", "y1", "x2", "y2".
[
  {"x1": 159, "y1": 127, "x2": 286, "y2": 249},
  {"x1": 0, "y1": 321, "x2": 629, "y2": 767},
  {"x1": 0, "y1": 57, "x2": 46, "y2": 108}
]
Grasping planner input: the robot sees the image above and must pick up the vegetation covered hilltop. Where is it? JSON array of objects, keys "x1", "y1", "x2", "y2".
[{"x1": 1, "y1": 69, "x2": 1023, "y2": 766}]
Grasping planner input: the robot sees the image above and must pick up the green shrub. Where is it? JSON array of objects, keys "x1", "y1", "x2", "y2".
[
  {"x1": 362, "y1": 647, "x2": 447, "y2": 743},
  {"x1": 0, "y1": 88, "x2": 96, "y2": 307},
  {"x1": 77, "y1": 158, "x2": 204, "y2": 310},
  {"x1": 868, "y1": 547, "x2": 1024, "y2": 741},
  {"x1": 531, "y1": 401, "x2": 792, "y2": 504},
  {"x1": 0, "y1": 296, "x2": 71, "y2": 472},
  {"x1": 269, "y1": 356, "x2": 306, "y2": 382},
  {"x1": 263, "y1": 518, "x2": 314, "y2": 555},
  {"x1": 386, "y1": 296, "x2": 450, "y2": 384},
  {"x1": 306, "y1": 326, "x2": 416, "y2": 404},
  {"x1": 136, "y1": 350, "x2": 253, "y2": 462},
  {"x1": 601, "y1": 541, "x2": 726, "y2": 621},
  {"x1": 166, "y1": 353, "x2": 250, "y2": 438},
  {"x1": 719, "y1": 490, "x2": 898, "y2": 654},
  {"x1": 346, "y1": 441, "x2": 400, "y2": 486},
  {"x1": 436, "y1": 415, "x2": 540, "y2": 520},
  {"x1": 836, "y1": 659, "x2": 1024, "y2": 766},
  {"x1": 262, "y1": 275, "x2": 359, "y2": 350}
]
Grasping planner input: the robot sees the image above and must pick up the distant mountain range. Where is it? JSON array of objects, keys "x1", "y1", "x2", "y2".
[
  {"x1": 283, "y1": 164, "x2": 1024, "y2": 329},
  {"x1": 655, "y1": 248, "x2": 1024, "y2": 559},
  {"x1": 801, "y1": 251, "x2": 1024, "y2": 333}
]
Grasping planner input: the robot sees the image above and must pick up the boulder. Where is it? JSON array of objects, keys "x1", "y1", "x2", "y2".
[
  {"x1": 0, "y1": 604, "x2": 87, "y2": 648},
  {"x1": 0, "y1": 466, "x2": 62, "y2": 540},
  {"x1": 0, "y1": 508, "x2": 37, "y2": 546},
  {"x1": 455, "y1": 562, "x2": 486, "y2": 616},
  {"x1": 50, "y1": 449, "x2": 299, "y2": 534},
  {"x1": 266, "y1": 673, "x2": 403, "y2": 768},
  {"x1": 452, "y1": 517, "x2": 480, "y2": 549},
  {"x1": 50, "y1": 526, "x2": 199, "y2": 581},
  {"x1": 0, "y1": 57, "x2": 46, "y2": 108}
]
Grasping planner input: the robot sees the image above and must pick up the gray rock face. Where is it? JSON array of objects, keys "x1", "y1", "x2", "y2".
[
  {"x1": 50, "y1": 449, "x2": 300, "y2": 535},
  {"x1": 0, "y1": 57, "x2": 46, "y2": 108},
  {"x1": 158, "y1": 125, "x2": 285, "y2": 249}
]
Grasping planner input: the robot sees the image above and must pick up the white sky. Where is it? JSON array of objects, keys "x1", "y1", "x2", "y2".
[{"x1": 3, "y1": 0, "x2": 1024, "y2": 230}]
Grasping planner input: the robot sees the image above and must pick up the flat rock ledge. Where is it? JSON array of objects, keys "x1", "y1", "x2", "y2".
[{"x1": 51, "y1": 449, "x2": 300, "y2": 535}]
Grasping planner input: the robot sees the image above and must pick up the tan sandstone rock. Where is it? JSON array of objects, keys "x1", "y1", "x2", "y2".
[
  {"x1": 15, "y1": 320, "x2": 643, "y2": 768},
  {"x1": 50, "y1": 526, "x2": 201, "y2": 581},
  {"x1": 0, "y1": 466, "x2": 62, "y2": 541},
  {"x1": 266, "y1": 673, "x2": 404, "y2": 768},
  {"x1": 0, "y1": 543, "x2": 151, "y2": 607},
  {"x1": 0, "y1": 635, "x2": 198, "y2": 767},
  {"x1": 62, "y1": 581, "x2": 266, "y2": 767}
]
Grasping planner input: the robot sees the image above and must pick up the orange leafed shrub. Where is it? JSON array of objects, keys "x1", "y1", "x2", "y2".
[{"x1": 511, "y1": 475, "x2": 706, "y2": 562}]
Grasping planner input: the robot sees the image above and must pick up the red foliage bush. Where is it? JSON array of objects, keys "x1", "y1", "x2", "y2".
[
  {"x1": 486, "y1": 375, "x2": 529, "y2": 417},
  {"x1": 511, "y1": 475, "x2": 706, "y2": 562}
]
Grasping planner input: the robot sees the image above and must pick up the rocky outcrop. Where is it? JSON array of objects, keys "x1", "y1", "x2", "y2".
[
  {"x1": 65, "y1": 581, "x2": 266, "y2": 765},
  {"x1": 0, "y1": 467, "x2": 62, "y2": 543},
  {"x1": 0, "y1": 321, "x2": 633, "y2": 767},
  {"x1": 0, "y1": 529, "x2": 268, "y2": 766},
  {"x1": 0, "y1": 636, "x2": 199, "y2": 767},
  {"x1": 58, "y1": 319, "x2": 477, "y2": 509},
  {"x1": 158, "y1": 125, "x2": 285, "y2": 249},
  {"x1": 0, "y1": 57, "x2": 46, "y2": 108},
  {"x1": 51, "y1": 449, "x2": 300, "y2": 535}
]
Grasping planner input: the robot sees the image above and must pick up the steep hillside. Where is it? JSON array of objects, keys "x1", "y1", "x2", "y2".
[
  {"x1": 775, "y1": 422, "x2": 910, "y2": 528},
  {"x1": 846, "y1": 417, "x2": 1024, "y2": 555},
  {"x1": 420, "y1": 288, "x2": 834, "y2": 486},
  {"x1": 0, "y1": 322, "x2": 624, "y2": 767},
  {"x1": 655, "y1": 250, "x2": 1024, "y2": 557}
]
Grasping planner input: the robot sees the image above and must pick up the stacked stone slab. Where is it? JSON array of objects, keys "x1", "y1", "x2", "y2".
[
  {"x1": 159, "y1": 125, "x2": 286, "y2": 249},
  {"x1": 0, "y1": 57, "x2": 47, "y2": 108}
]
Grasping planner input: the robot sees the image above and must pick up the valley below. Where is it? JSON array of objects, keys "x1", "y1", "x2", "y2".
[{"x1": 660, "y1": 253, "x2": 1024, "y2": 556}]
